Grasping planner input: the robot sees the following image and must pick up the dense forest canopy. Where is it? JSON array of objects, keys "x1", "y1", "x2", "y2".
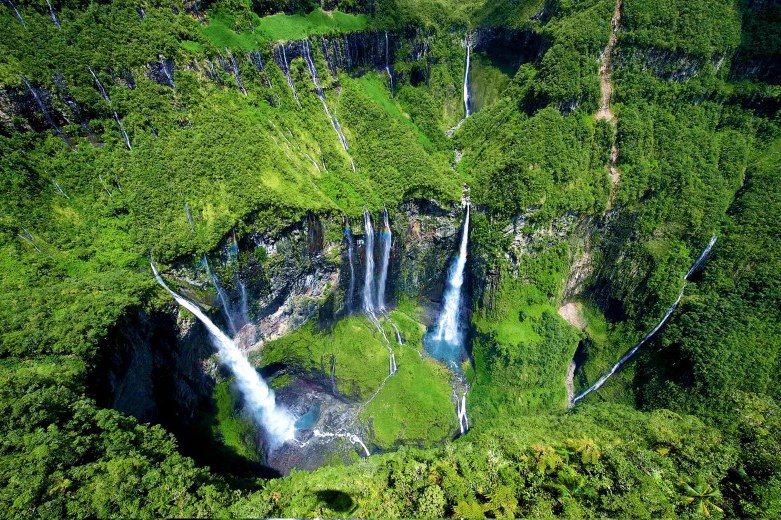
[{"x1": 1, "y1": 0, "x2": 779, "y2": 518}]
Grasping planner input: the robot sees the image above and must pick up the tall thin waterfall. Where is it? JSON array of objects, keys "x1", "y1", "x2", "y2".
[
  {"x1": 302, "y1": 40, "x2": 350, "y2": 152},
  {"x1": 463, "y1": 34, "x2": 473, "y2": 117},
  {"x1": 572, "y1": 236, "x2": 718, "y2": 404},
  {"x1": 232, "y1": 232, "x2": 250, "y2": 325},
  {"x1": 152, "y1": 264, "x2": 295, "y2": 448},
  {"x1": 3, "y1": 0, "x2": 24, "y2": 26},
  {"x1": 434, "y1": 206, "x2": 470, "y2": 345},
  {"x1": 278, "y1": 45, "x2": 301, "y2": 107},
  {"x1": 228, "y1": 51, "x2": 246, "y2": 95},
  {"x1": 362, "y1": 210, "x2": 376, "y2": 314},
  {"x1": 377, "y1": 208, "x2": 392, "y2": 312},
  {"x1": 22, "y1": 77, "x2": 63, "y2": 137},
  {"x1": 384, "y1": 31, "x2": 394, "y2": 93},
  {"x1": 457, "y1": 392, "x2": 469, "y2": 434},
  {"x1": 88, "y1": 67, "x2": 132, "y2": 149},
  {"x1": 46, "y1": 0, "x2": 61, "y2": 28},
  {"x1": 203, "y1": 256, "x2": 237, "y2": 335},
  {"x1": 344, "y1": 221, "x2": 356, "y2": 314}
]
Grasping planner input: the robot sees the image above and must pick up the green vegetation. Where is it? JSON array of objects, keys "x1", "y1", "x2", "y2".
[{"x1": 0, "y1": 0, "x2": 779, "y2": 517}]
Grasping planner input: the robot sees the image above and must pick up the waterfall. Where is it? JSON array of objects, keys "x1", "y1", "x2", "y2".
[
  {"x1": 88, "y1": 67, "x2": 132, "y2": 149},
  {"x1": 391, "y1": 322, "x2": 403, "y2": 345},
  {"x1": 435, "y1": 206, "x2": 470, "y2": 344},
  {"x1": 22, "y1": 77, "x2": 63, "y2": 137},
  {"x1": 159, "y1": 55, "x2": 175, "y2": 88},
  {"x1": 463, "y1": 34, "x2": 473, "y2": 117},
  {"x1": 311, "y1": 429, "x2": 370, "y2": 457},
  {"x1": 232, "y1": 232, "x2": 250, "y2": 325},
  {"x1": 572, "y1": 236, "x2": 718, "y2": 404},
  {"x1": 152, "y1": 264, "x2": 295, "y2": 448},
  {"x1": 376, "y1": 208, "x2": 392, "y2": 312},
  {"x1": 384, "y1": 31, "x2": 394, "y2": 93},
  {"x1": 457, "y1": 392, "x2": 469, "y2": 435},
  {"x1": 202, "y1": 256, "x2": 237, "y2": 335},
  {"x1": 686, "y1": 235, "x2": 718, "y2": 280},
  {"x1": 3, "y1": 0, "x2": 24, "y2": 26},
  {"x1": 277, "y1": 45, "x2": 301, "y2": 107},
  {"x1": 46, "y1": 0, "x2": 61, "y2": 28},
  {"x1": 302, "y1": 40, "x2": 350, "y2": 152},
  {"x1": 344, "y1": 223, "x2": 356, "y2": 314},
  {"x1": 425, "y1": 206, "x2": 470, "y2": 370},
  {"x1": 362, "y1": 210, "x2": 376, "y2": 315},
  {"x1": 228, "y1": 52, "x2": 246, "y2": 95},
  {"x1": 184, "y1": 202, "x2": 195, "y2": 232}
]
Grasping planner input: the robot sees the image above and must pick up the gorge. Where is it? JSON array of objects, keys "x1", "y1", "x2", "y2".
[{"x1": 1, "y1": 1, "x2": 779, "y2": 518}]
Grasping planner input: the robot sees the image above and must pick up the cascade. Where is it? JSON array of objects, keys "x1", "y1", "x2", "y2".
[
  {"x1": 457, "y1": 392, "x2": 469, "y2": 435},
  {"x1": 52, "y1": 180, "x2": 69, "y2": 199},
  {"x1": 151, "y1": 264, "x2": 296, "y2": 448},
  {"x1": 3, "y1": 0, "x2": 24, "y2": 25},
  {"x1": 302, "y1": 40, "x2": 350, "y2": 152},
  {"x1": 686, "y1": 235, "x2": 718, "y2": 280},
  {"x1": 228, "y1": 52, "x2": 246, "y2": 95},
  {"x1": 231, "y1": 232, "x2": 250, "y2": 325},
  {"x1": 22, "y1": 77, "x2": 63, "y2": 137},
  {"x1": 425, "y1": 206, "x2": 470, "y2": 370},
  {"x1": 45, "y1": 0, "x2": 61, "y2": 28},
  {"x1": 391, "y1": 322, "x2": 403, "y2": 345},
  {"x1": 384, "y1": 31, "x2": 394, "y2": 92},
  {"x1": 572, "y1": 236, "x2": 718, "y2": 404},
  {"x1": 434, "y1": 206, "x2": 470, "y2": 345},
  {"x1": 376, "y1": 208, "x2": 392, "y2": 311},
  {"x1": 277, "y1": 45, "x2": 301, "y2": 107},
  {"x1": 344, "y1": 222, "x2": 356, "y2": 313},
  {"x1": 463, "y1": 34, "x2": 473, "y2": 117},
  {"x1": 202, "y1": 256, "x2": 237, "y2": 335},
  {"x1": 362, "y1": 210, "x2": 376, "y2": 314},
  {"x1": 88, "y1": 67, "x2": 132, "y2": 149},
  {"x1": 310, "y1": 429, "x2": 370, "y2": 457}
]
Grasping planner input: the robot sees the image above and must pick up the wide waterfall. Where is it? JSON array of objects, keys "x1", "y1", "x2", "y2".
[
  {"x1": 463, "y1": 34, "x2": 473, "y2": 117},
  {"x1": 202, "y1": 256, "x2": 237, "y2": 335},
  {"x1": 344, "y1": 221, "x2": 356, "y2": 313},
  {"x1": 151, "y1": 264, "x2": 296, "y2": 448},
  {"x1": 362, "y1": 210, "x2": 376, "y2": 314},
  {"x1": 377, "y1": 208, "x2": 392, "y2": 311},
  {"x1": 302, "y1": 40, "x2": 350, "y2": 152},
  {"x1": 426, "y1": 206, "x2": 470, "y2": 369},
  {"x1": 88, "y1": 66, "x2": 132, "y2": 149},
  {"x1": 572, "y1": 236, "x2": 718, "y2": 404}
]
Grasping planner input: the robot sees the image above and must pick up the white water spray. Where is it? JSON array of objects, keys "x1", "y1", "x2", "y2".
[
  {"x1": 22, "y1": 77, "x2": 63, "y2": 137},
  {"x1": 151, "y1": 264, "x2": 295, "y2": 447},
  {"x1": 4, "y1": 0, "x2": 24, "y2": 26},
  {"x1": 203, "y1": 256, "x2": 237, "y2": 335},
  {"x1": 310, "y1": 429, "x2": 370, "y2": 457},
  {"x1": 278, "y1": 45, "x2": 301, "y2": 107},
  {"x1": 88, "y1": 67, "x2": 131, "y2": 149},
  {"x1": 362, "y1": 210, "x2": 376, "y2": 314},
  {"x1": 302, "y1": 40, "x2": 350, "y2": 152},
  {"x1": 377, "y1": 208, "x2": 392, "y2": 311},
  {"x1": 463, "y1": 34, "x2": 473, "y2": 117},
  {"x1": 434, "y1": 206, "x2": 470, "y2": 344},
  {"x1": 345, "y1": 223, "x2": 356, "y2": 313},
  {"x1": 457, "y1": 392, "x2": 469, "y2": 435},
  {"x1": 384, "y1": 31, "x2": 394, "y2": 92},
  {"x1": 45, "y1": 0, "x2": 60, "y2": 28}
]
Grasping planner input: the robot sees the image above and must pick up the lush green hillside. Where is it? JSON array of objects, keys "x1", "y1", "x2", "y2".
[{"x1": 0, "y1": 0, "x2": 779, "y2": 518}]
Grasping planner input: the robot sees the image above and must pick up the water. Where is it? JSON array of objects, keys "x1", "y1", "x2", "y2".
[
  {"x1": 294, "y1": 402, "x2": 321, "y2": 430},
  {"x1": 391, "y1": 322, "x2": 403, "y2": 345},
  {"x1": 302, "y1": 40, "x2": 350, "y2": 151},
  {"x1": 686, "y1": 235, "x2": 717, "y2": 280},
  {"x1": 572, "y1": 236, "x2": 718, "y2": 404},
  {"x1": 463, "y1": 34, "x2": 473, "y2": 117},
  {"x1": 362, "y1": 210, "x2": 376, "y2": 314},
  {"x1": 202, "y1": 256, "x2": 237, "y2": 335},
  {"x1": 376, "y1": 208, "x2": 392, "y2": 312},
  {"x1": 46, "y1": 0, "x2": 61, "y2": 28},
  {"x1": 344, "y1": 224, "x2": 356, "y2": 313},
  {"x1": 384, "y1": 31, "x2": 394, "y2": 93},
  {"x1": 277, "y1": 45, "x2": 301, "y2": 107},
  {"x1": 457, "y1": 392, "x2": 469, "y2": 434},
  {"x1": 159, "y1": 56, "x2": 175, "y2": 88},
  {"x1": 228, "y1": 52, "x2": 246, "y2": 95},
  {"x1": 152, "y1": 264, "x2": 296, "y2": 448},
  {"x1": 184, "y1": 202, "x2": 195, "y2": 232},
  {"x1": 426, "y1": 206, "x2": 470, "y2": 368},
  {"x1": 3, "y1": 0, "x2": 24, "y2": 25},
  {"x1": 311, "y1": 429, "x2": 370, "y2": 457},
  {"x1": 88, "y1": 67, "x2": 132, "y2": 149},
  {"x1": 22, "y1": 77, "x2": 63, "y2": 137}
]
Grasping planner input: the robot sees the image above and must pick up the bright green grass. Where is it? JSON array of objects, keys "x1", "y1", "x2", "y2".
[
  {"x1": 201, "y1": 9, "x2": 369, "y2": 50},
  {"x1": 211, "y1": 380, "x2": 260, "y2": 462},
  {"x1": 257, "y1": 302, "x2": 455, "y2": 448}
]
